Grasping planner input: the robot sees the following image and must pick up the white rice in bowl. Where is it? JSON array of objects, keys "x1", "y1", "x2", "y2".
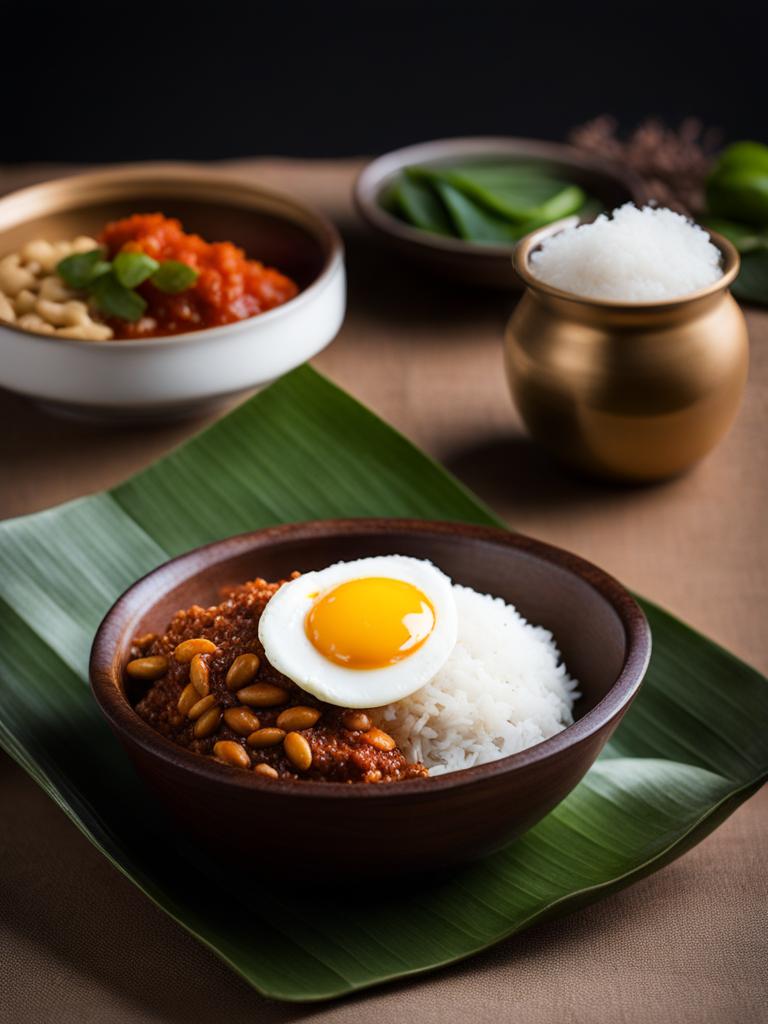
[{"x1": 372, "y1": 584, "x2": 579, "y2": 775}]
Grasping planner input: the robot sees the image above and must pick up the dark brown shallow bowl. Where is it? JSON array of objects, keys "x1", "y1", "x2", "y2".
[
  {"x1": 354, "y1": 137, "x2": 647, "y2": 289},
  {"x1": 90, "y1": 519, "x2": 651, "y2": 877}
]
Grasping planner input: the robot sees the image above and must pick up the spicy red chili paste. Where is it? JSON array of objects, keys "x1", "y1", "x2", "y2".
[{"x1": 101, "y1": 213, "x2": 298, "y2": 339}]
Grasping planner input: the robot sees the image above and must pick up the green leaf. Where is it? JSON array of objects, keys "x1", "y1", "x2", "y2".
[
  {"x1": 151, "y1": 259, "x2": 199, "y2": 293},
  {"x1": 419, "y1": 164, "x2": 586, "y2": 223},
  {"x1": 389, "y1": 175, "x2": 454, "y2": 235},
  {"x1": 56, "y1": 249, "x2": 110, "y2": 289},
  {"x1": 731, "y1": 249, "x2": 768, "y2": 305},
  {"x1": 0, "y1": 366, "x2": 765, "y2": 1002},
  {"x1": 377, "y1": 181, "x2": 402, "y2": 216},
  {"x1": 410, "y1": 161, "x2": 563, "y2": 193},
  {"x1": 454, "y1": 176, "x2": 585, "y2": 223},
  {"x1": 702, "y1": 217, "x2": 768, "y2": 253},
  {"x1": 434, "y1": 180, "x2": 528, "y2": 244},
  {"x1": 90, "y1": 272, "x2": 147, "y2": 322},
  {"x1": 390, "y1": 163, "x2": 593, "y2": 242},
  {"x1": 112, "y1": 250, "x2": 159, "y2": 289}
]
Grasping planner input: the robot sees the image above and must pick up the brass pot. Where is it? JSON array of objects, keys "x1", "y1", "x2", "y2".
[{"x1": 505, "y1": 225, "x2": 748, "y2": 481}]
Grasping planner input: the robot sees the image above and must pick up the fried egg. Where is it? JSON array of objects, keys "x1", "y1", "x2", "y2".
[{"x1": 258, "y1": 555, "x2": 458, "y2": 708}]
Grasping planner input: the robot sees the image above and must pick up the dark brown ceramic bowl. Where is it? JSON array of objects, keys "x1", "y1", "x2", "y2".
[
  {"x1": 354, "y1": 137, "x2": 647, "y2": 288},
  {"x1": 90, "y1": 519, "x2": 650, "y2": 877}
]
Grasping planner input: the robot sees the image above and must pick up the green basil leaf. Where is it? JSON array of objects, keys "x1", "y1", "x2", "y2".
[
  {"x1": 112, "y1": 251, "x2": 159, "y2": 289},
  {"x1": 90, "y1": 272, "x2": 147, "y2": 322},
  {"x1": 151, "y1": 260, "x2": 199, "y2": 294},
  {"x1": 56, "y1": 250, "x2": 110, "y2": 289}
]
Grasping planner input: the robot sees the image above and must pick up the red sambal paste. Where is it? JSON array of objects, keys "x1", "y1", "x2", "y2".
[{"x1": 100, "y1": 213, "x2": 299, "y2": 339}]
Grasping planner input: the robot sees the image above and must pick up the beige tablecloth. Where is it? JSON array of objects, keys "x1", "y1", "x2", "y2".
[{"x1": 0, "y1": 160, "x2": 765, "y2": 1024}]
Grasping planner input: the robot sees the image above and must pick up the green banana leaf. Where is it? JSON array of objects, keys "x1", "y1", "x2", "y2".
[{"x1": 0, "y1": 366, "x2": 765, "y2": 1003}]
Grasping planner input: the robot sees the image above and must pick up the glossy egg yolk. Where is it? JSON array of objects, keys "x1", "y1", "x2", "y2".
[{"x1": 305, "y1": 577, "x2": 436, "y2": 669}]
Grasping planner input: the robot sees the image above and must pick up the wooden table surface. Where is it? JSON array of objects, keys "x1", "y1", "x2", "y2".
[{"x1": 0, "y1": 160, "x2": 765, "y2": 1024}]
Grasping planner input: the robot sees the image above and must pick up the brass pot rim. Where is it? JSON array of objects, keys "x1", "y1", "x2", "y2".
[{"x1": 513, "y1": 219, "x2": 741, "y2": 312}]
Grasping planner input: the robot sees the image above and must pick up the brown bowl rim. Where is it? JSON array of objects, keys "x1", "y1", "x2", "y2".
[
  {"x1": 89, "y1": 518, "x2": 651, "y2": 800},
  {"x1": 353, "y1": 136, "x2": 648, "y2": 259},
  {"x1": 0, "y1": 162, "x2": 344, "y2": 350},
  {"x1": 513, "y1": 220, "x2": 741, "y2": 311}
]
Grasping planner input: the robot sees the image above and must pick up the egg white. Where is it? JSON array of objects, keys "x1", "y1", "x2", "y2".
[{"x1": 258, "y1": 555, "x2": 458, "y2": 708}]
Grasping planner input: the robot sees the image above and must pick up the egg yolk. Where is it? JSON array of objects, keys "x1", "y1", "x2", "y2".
[{"x1": 305, "y1": 577, "x2": 436, "y2": 670}]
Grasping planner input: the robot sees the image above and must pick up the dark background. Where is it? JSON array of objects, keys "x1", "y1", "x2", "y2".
[{"x1": 4, "y1": 2, "x2": 767, "y2": 162}]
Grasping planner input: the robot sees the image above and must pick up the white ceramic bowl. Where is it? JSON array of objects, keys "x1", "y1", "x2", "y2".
[{"x1": 0, "y1": 165, "x2": 346, "y2": 421}]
